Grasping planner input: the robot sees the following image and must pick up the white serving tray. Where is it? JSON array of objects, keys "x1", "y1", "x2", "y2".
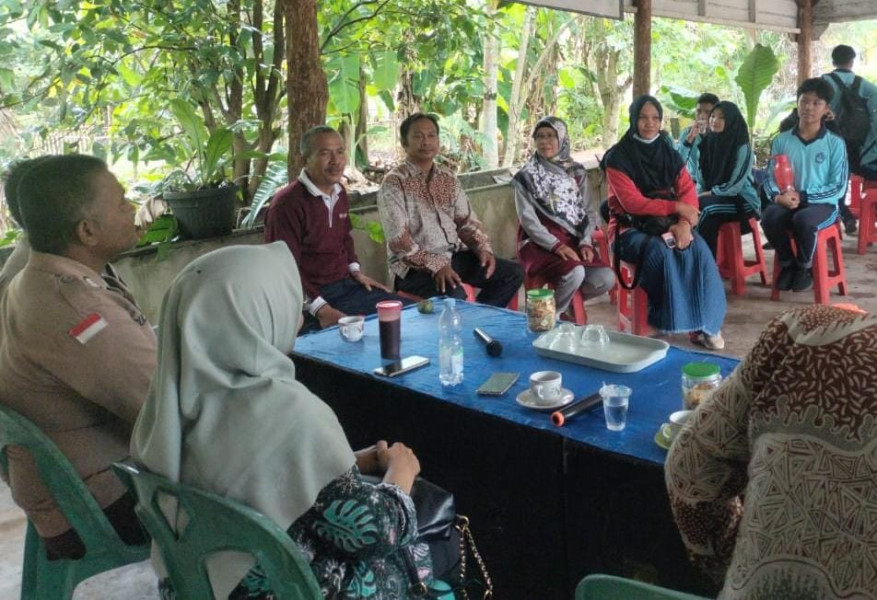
[{"x1": 532, "y1": 327, "x2": 669, "y2": 373}]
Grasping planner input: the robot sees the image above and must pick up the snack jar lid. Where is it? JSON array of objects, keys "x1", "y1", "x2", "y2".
[
  {"x1": 526, "y1": 288, "x2": 554, "y2": 299},
  {"x1": 682, "y1": 362, "x2": 721, "y2": 378}
]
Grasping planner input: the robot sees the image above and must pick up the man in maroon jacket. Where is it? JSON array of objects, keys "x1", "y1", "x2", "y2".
[{"x1": 265, "y1": 126, "x2": 410, "y2": 330}]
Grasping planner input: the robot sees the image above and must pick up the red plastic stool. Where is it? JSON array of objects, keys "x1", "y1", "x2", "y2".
[
  {"x1": 848, "y1": 175, "x2": 864, "y2": 218},
  {"x1": 715, "y1": 217, "x2": 768, "y2": 295},
  {"x1": 857, "y1": 186, "x2": 877, "y2": 255},
  {"x1": 524, "y1": 274, "x2": 587, "y2": 325},
  {"x1": 616, "y1": 261, "x2": 651, "y2": 335},
  {"x1": 770, "y1": 224, "x2": 848, "y2": 305},
  {"x1": 591, "y1": 228, "x2": 618, "y2": 305}
]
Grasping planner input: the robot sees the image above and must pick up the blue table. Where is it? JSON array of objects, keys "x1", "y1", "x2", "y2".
[
  {"x1": 294, "y1": 301, "x2": 738, "y2": 464},
  {"x1": 292, "y1": 301, "x2": 738, "y2": 599}
]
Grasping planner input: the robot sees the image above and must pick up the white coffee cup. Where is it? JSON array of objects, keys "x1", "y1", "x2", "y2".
[
  {"x1": 665, "y1": 409, "x2": 693, "y2": 440},
  {"x1": 529, "y1": 371, "x2": 563, "y2": 404},
  {"x1": 338, "y1": 316, "x2": 365, "y2": 342}
]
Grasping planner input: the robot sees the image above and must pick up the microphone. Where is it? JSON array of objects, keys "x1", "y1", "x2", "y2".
[
  {"x1": 550, "y1": 392, "x2": 602, "y2": 427},
  {"x1": 473, "y1": 328, "x2": 503, "y2": 357}
]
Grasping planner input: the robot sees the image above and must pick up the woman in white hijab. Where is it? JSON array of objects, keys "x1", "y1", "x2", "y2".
[{"x1": 132, "y1": 242, "x2": 438, "y2": 599}]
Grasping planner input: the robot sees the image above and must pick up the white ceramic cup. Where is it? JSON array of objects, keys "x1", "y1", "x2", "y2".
[
  {"x1": 338, "y1": 315, "x2": 365, "y2": 342},
  {"x1": 665, "y1": 409, "x2": 693, "y2": 440},
  {"x1": 529, "y1": 371, "x2": 563, "y2": 404}
]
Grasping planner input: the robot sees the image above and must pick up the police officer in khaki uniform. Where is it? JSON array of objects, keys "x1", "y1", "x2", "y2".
[{"x1": 0, "y1": 154, "x2": 156, "y2": 558}]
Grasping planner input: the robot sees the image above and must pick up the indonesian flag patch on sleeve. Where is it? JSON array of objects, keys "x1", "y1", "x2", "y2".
[{"x1": 69, "y1": 313, "x2": 108, "y2": 345}]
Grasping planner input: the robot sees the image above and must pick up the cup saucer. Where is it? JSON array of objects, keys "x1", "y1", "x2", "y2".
[
  {"x1": 516, "y1": 388, "x2": 575, "y2": 411},
  {"x1": 654, "y1": 424, "x2": 673, "y2": 450}
]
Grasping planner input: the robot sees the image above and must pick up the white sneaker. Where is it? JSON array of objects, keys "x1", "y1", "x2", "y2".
[{"x1": 703, "y1": 332, "x2": 725, "y2": 351}]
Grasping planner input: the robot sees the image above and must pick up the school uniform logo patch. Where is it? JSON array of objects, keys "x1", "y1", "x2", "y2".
[
  {"x1": 815, "y1": 152, "x2": 826, "y2": 164},
  {"x1": 69, "y1": 313, "x2": 108, "y2": 344}
]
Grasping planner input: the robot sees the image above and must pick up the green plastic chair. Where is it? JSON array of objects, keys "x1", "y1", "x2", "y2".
[
  {"x1": 0, "y1": 404, "x2": 150, "y2": 600},
  {"x1": 575, "y1": 574, "x2": 712, "y2": 599},
  {"x1": 113, "y1": 462, "x2": 322, "y2": 600}
]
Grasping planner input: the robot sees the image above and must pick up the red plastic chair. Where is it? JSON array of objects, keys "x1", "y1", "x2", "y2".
[
  {"x1": 616, "y1": 260, "x2": 651, "y2": 335},
  {"x1": 857, "y1": 184, "x2": 877, "y2": 255},
  {"x1": 715, "y1": 217, "x2": 768, "y2": 295},
  {"x1": 848, "y1": 174, "x2": 864, "y2": 218},
  {"x1": 770, "y1": 224, "x2": 848, "y2": 305}
]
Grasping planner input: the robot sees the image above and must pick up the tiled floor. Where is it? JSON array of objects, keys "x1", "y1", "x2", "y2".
[{"x1": 1, "y1": 228, "x2": 876, "y2": 597}]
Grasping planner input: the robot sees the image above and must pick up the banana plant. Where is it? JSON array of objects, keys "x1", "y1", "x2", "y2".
[{"x1": 734, "y1": 43, "x2": 781, "y2": 137}]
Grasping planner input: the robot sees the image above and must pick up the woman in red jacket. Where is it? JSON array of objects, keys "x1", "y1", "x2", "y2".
[{"x1": 602, "y1": 95, "x2": 727, "y2": 349}]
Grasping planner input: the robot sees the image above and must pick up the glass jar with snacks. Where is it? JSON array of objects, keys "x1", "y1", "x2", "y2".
[
  {"x1": 681, "y1": 362, "x2": 722, "y2": 409},
  {"x1": 526, "y1": 288, "x2": 556, "y2": 333}
]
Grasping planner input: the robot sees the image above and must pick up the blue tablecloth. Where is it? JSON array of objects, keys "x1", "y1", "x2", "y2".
[{"x1": 293, "y1": 301, "x2": 740, "y2": 466}]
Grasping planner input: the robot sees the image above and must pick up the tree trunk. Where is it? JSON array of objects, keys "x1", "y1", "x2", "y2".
[
  {"x1": 595, "y1": 42, "x2": 632, "y2": 146},
  {"x1": 248, "y1": 0, "x2": 285, "y2": 200},
  {"x1": 502, "y1": 6, "x2": 535, "y2": 167},
  {"x1": 396, "y1": 68, "x2": 419, "y2": 124},
  {"x1": 481, "y1": 5, "x2": 499, "y2": 169},
  {"x1": 504, "y1": 11, "x2": 578, "y2": 167},
  {"x1": 285, "y1": 0, "x2": 328, "y2": 175},
  {"x1": 355, "y1": 60, "x2": 369, "y2": 168}
]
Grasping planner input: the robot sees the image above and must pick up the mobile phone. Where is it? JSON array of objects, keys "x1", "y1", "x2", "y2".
[
  {"x1": 374, "y1": 355, "x2": 430, "y2": 377},
  {"x1": 661, "y1": 231, "x2": 677, "y2": 248},
  {"x1": 476, "y1": 372, "x2": 520, "y2": 396}
]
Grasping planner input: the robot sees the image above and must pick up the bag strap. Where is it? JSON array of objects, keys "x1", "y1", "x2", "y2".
[
  {"x1": 456, "y1": 516, "x2": 494, "y2": 600},
  {"x1": 612, "y1": 232, "x2": 648, "y2": 291},
  {"x1": 403, "y1": 515, "x2": 494, "y2": 600},
  {"x1": 852, "y1": 75, "x2": 863, "y2": 96}
]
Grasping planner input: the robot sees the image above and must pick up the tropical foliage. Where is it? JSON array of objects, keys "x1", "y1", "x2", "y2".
[{"x1": 0, "y1": 0, "x2": 874, "y2": 242}]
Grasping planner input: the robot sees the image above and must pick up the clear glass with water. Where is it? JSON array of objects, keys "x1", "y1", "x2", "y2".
[{"x1": 600, "y1": 384, "x2": 631, "y2": 431}]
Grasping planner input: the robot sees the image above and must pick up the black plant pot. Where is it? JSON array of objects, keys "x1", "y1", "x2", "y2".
[{"x1": 164, "y1": 186, "x2": 237, "y2": 240}]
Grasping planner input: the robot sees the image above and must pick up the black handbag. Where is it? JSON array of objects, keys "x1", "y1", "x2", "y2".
[
  {"x1": 611, "y1": 195, "x2": 680, "y2": 290},
  {"x1": 364, "y1": 475, "x2": 493, "y2": 599},
  {"x1": 409, "y1": 477, "x2": 457, "y2": 542}
]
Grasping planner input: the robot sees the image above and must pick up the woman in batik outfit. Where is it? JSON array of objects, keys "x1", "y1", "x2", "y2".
[{"x1": 666, "y1": 305, "x2": 877, "y2": 599}]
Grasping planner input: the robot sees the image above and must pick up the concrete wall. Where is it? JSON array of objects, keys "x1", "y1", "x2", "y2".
[
  {"x1": 114, "y1": 172, "x2": 524, "y2": 324},
  {"x1": 3, "y1": 166, "x2": 607, "y2": 324}
]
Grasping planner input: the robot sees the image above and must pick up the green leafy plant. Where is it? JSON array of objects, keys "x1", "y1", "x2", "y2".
[
  {"x1": 165, "y1": 99, "x2": 234, "y2": 190},
  {"x1": 734, "y1": 43, "x2": 781, "y2": 135},
  {"x1": 240, "y1": 156, "x2": 289, "y2": 228}
]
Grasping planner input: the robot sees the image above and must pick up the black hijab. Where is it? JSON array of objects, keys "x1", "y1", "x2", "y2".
[
  {"x1": 600, "y1": 95, "x2": 684, "y2": 196},
  {"x1": 698, "y1": 101, "x2": 751, "y2": 190}
]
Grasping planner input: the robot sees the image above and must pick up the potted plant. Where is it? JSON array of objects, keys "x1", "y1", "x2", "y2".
[{"x1": 162, "y1": 98, "x2": 237, "y2": 239}]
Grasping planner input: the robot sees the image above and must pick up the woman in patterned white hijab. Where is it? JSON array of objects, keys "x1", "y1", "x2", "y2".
[{"x1": 513, "y1": 116, "x2": 615, "y2": 315}]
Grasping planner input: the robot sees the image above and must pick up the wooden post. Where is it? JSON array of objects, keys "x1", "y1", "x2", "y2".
[
  {"x1": 797, "y1": 0, "x2": 813, "y2": 84},
  {"x1": 633, "y1": 0, "x2": 653, "y2": 97}
]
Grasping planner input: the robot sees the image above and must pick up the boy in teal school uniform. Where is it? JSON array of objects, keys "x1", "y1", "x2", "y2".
[{"x1": 762, "y1": 78, "x2": 848, "y2": 293}]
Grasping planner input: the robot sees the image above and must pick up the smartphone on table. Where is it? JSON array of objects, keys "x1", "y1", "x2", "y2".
[
  {"x1": 476, "y1": 372, "x2": 520, "y2": 396},
  {"x1": 374, "y1": 355, "x2": 430, "y2": 377}
]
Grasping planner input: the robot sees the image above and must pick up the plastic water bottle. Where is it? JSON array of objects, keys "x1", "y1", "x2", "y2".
[{"x1": 438, "y1": 298, "x2": 464, "y2": 386}]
